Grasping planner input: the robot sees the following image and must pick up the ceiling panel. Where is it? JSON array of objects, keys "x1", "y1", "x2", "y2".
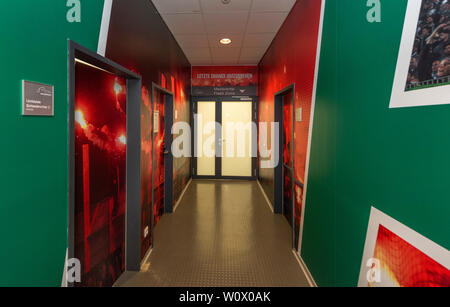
[
  {"x1": 161, "y1": 13, "x2": 205, "y2": 35},
  {"x1": 246, "y1": 12, "x2": 288, "y2": 34},
  {"x1": 251, "y1": 0, "x2": 296, "y2": 12},
  {"x1": 210, "y1": 47, "x2": 241, "y2": 59},
  {"x1": 203, "y1": 11, "x2": 248, "y2": 34},
  {"x1": 240, "y1": 47, "x2": 267, "y2": 59},
  {"x1": 200, "y1": 0, "x2": 252, "y2": 12},
  {"x1": 183, "y1": 48, "x2": 211, "y2": 59},
  {"x1": 151, "y1": 0, "x2": 297, "y2": 66},
  {"x1": 152, "y1": 0, "x2": 200, "y2": 14},
  {"x1": 175, "y1": 34, "x2": 210, "y2": 48},
  {"x1": 243, "y1": 33, "x2": 276, "y2": 47},
  {"x1": 238, "y1": 57, "x2": 261, "y2": 65}
]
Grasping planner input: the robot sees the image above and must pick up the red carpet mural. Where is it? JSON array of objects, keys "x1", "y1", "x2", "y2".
[{"x1": 74, "y1": 62, "x2": 127, "y2": 287}]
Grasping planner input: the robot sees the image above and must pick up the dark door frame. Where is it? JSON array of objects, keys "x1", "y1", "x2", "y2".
[
  {"x1": 151, "y1": 83, "x2": 174, "y2": 245},
  {"x1": 68, "y1": 40, "x2": 142, "y2": 281},
  {"x1": 274, "y1": 84, "x2": 296, "y2": 249},
  {"x1": 191, "y1": 96, "x2": 258, "y2": 180}
]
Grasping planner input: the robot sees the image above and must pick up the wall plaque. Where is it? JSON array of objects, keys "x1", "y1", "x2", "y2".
[{"x1": 22, "y1": 80, "x2": 54, "y2": 116}]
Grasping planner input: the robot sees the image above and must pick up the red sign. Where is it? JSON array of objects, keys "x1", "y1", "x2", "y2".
[{"x1": 192, "y1": 66, "x2": 258, "y2": 96}]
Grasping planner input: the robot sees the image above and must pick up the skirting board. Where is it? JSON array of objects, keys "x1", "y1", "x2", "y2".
[
  {"x1": 139, "y1": 178, "x2": 193, "y2": 272},
  {"x1": 292, "y1": 250, "x2": 317, "y2": 287},
  {"x1": 256, "y1": 181, "x2": 315, "y2": 286},
  {"x1": 140, "y1": 248, "x2": 153, "y2": 272},
  {"x1": 257, "y1": 180, "x2": 274, "y2": 213},
  {"x1": 174, "y1": 178, "x2": 193, "y2": 212}
]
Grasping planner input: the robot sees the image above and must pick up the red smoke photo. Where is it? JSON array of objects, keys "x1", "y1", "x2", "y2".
[
  {"x1": 153, "y1": 90, "x2": 166, "y2": 227},
  {"x1": 141, "y1": 86, "x2": 152, "y2": 258},
  {"x1": 74, "y1": 62, "x2": 127, "y2": 287},
  {"x1": 371, "y1": 225, "x2": 450, "y2": 287}
]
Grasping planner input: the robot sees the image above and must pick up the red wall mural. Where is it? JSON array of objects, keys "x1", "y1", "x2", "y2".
[
  {"x1": 74, "y1": 62, "x2": 127, "y2": 287},
  {"x1": 283, "y1": 91, "x2": 294, "y2": 227},
  {"x1": 170, "y1": 74, "x2": 191, "y2": 207},
  {"x1": 153, "y1": 90, "x2": 166, "y2": 227},
  {"x1": 192, "y1": 66, "x2": 258, "y2": 96},
  {"x1": 106, "y1": 0, "x2": 192, "y2": 261},
  {"x1": 141, "y1": 87, "x2": 152, "y2": 258},
  {"x1": 371, "y1": 225, "x2": 450, "y2": 287},
  {"x1": 258, "y1": 0, "x2": 322, "y2": 250}
]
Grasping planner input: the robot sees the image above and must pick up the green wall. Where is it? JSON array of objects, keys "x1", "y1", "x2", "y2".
[
  {"x1": 0, "y1": 0, "x2": 104, "y2": 286},
  {"x1": 302, "y1": 0, "x2": 450, "y2": 286}
]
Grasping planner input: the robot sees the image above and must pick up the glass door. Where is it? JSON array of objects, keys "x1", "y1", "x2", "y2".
[
  {"x1": 222, "y1": 101, "x2": 253, "y2": 177},
  {"x1": 193, "y1": 98, "x2": 256, "y2": 179},
  {"x1": 196, "y1": 101, "x2": 216, "y2": 176}
]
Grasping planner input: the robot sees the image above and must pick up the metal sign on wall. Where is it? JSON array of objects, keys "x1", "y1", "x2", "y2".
[{"x1": 22, "y1": 80, "x2": 54, "y2": 116}]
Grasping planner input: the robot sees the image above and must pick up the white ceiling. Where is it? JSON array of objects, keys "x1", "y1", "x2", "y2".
[{"x1": 151, "y1": 0, "x2": 297, "y2": 65}]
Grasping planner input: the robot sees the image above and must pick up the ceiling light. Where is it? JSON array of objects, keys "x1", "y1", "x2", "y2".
[{"x1": 220, "y1": 38, "x2": 232, "y2": 45}]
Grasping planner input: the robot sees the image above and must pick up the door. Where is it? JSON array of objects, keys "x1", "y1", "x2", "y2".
[
  {"x1": 196, "y1": 101, "x2": 216, "y2": 176},
  {"x1": 74, "y1": 61, "x2": 127, "y2": 286},
  {"x1": 152, "y1": 86, "x2": 174, "y2": 229},
  {"x1": 282, "y1": 92, "x2": 294, "y2": 227},
  {"x1": 222, "y1": 101, "x2": 253, "y2": 177},
  {"x1": 193, "y1": 97, "x2": 257, "y2": 179},
  {"x1": 274, "y1": 86, "x2": 295, "y2": 249}
]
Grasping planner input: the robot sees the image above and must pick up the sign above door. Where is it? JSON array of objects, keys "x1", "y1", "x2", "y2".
[{"x1": 192, "y1": 66, "x2": 258, "y2": 97}]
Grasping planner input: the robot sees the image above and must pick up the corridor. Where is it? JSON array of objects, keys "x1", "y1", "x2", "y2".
[{"x1": 116, "y1": 180, "x2": 309, "y2": 287}]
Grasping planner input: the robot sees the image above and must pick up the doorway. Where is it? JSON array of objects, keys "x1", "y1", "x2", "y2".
[
  {"x1": 192, "y1": 97, "x2": 257, "y2": 179},
  {"x1": 274, "y1": 85, "x2": 295, "y2": 249},
  {"x1": 152, "y1": 84, "x2": 174, "y2": 234},
  {"x1": 68, "y1": 41, "x2": 142, "y2": 286}
]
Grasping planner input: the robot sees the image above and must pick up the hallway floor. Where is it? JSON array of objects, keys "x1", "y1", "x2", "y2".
[{"x1": 116, "y1": 180, "x2": 310, "y2": 287}]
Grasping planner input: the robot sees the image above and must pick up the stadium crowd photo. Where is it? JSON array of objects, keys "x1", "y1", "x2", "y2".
[{"x1": 406, "y1": 0, "x2": 450, "y2": 90}]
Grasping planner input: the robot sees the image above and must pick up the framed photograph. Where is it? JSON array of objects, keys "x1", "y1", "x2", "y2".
[
  {"x1": 358, "y1": 207, "x2": 450, "y2": 287},
  {"x1": 390, "y1": 0, "x2": 450, "y2": 108}
]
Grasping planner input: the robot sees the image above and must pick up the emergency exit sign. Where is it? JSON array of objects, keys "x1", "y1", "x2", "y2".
[{"x1": 22, "y1": 80, "x2": 54, "y2": 116}]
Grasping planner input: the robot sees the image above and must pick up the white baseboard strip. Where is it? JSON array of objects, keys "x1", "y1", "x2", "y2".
[
  {"x1": 140, "y1": 248, "x2": 153, "y2": 272},
  {"x1": 292, "y1": 250, "x2": 317, "y2": 287},
  {"x1": 174, "y1": 178, "x2": 193, "y2": 212},
  {"x1": 257, "y1": 180, "x2": 274, "y2": 213}
]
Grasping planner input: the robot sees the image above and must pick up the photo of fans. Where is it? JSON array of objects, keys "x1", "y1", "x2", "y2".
[{"x1": 406, "y1": 0, "x2": 450, "y2": 91}]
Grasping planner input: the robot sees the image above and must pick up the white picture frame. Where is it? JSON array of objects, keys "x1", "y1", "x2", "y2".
[{"x1": 389, "y1": 0, "x2": 450, "y2": 108}]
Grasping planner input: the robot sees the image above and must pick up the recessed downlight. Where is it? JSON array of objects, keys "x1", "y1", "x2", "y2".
[{"x1": 220, "y1": 38, "x2": 232, "y2": 45}]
